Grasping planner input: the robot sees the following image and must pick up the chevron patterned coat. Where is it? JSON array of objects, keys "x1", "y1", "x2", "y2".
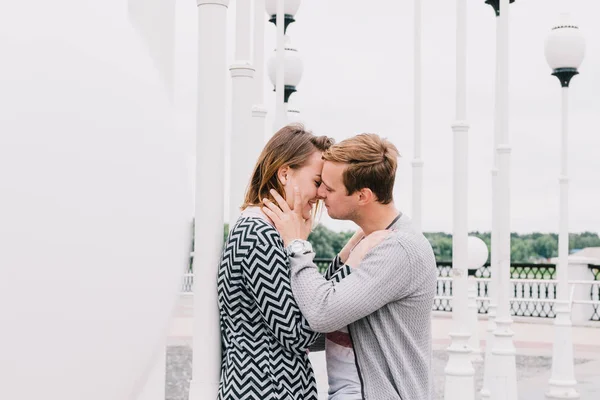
[{"x1": 217, "y1": 215, "x2": 322, "y2": 400}]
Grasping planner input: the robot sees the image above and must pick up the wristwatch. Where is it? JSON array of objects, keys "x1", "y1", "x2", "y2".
[{"x1": 286, "y1": 239, "x2": 313, "y2": 257}]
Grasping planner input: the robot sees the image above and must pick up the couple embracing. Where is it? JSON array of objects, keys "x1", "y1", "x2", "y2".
[{"x1": 217, "y1": 125, "x2": 437, "y2": 400}]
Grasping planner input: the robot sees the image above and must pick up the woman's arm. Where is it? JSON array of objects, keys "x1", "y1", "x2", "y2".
[{"x1": 242, "y1": 239, "x2": 320, "y2": 353}]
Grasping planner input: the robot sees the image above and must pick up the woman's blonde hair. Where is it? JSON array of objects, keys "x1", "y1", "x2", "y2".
[
  {"x1": 322, "y1": 133, "x2": 399, "y2": 204},
  {"x1": 242, "y1": 124, "x2": 334, "y2": 210}
]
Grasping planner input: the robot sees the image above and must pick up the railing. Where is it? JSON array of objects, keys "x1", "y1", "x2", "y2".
[
  {"x1": 433, "y1": 262, "x2": 558, "y2": 317},
  {"x1": 181, "y1": 258, "x2": 600, "y2": 321},
  {"x1": 181, "y1": 272, "x2": 193, "y2": 294},
  {"x1": 591, "y1": 264, "x2": 600, "y2": 321}
]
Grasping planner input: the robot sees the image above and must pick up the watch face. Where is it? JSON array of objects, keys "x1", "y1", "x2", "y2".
[{"x1": 291, "y1": 241, "x2": 304, "y2": 253}]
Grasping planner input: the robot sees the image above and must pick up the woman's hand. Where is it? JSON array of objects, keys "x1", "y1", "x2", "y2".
[
  {"x1": 345, "y1": 230, "x2": 393, "y2": 268},
  {"x1": 261, "y1": 187, "x2": 312, "y2": 247},
  {"x1": 338, "y1": 229, "x2": 364, "y2": 264}
]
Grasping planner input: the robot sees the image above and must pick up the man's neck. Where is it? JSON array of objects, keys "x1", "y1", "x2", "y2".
[{"x1": 354, "y1": 203, "x2": 400, "y2": 236}]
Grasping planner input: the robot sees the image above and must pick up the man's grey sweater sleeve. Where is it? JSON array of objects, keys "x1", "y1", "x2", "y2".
[{"x1": 289, "y1": 236, "x2": 413, "y2": 333}]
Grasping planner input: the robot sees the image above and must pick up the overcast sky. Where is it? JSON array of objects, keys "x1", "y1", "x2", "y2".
[{"x1": 172, "y1": 0, "x2": 600, "y2": 234}]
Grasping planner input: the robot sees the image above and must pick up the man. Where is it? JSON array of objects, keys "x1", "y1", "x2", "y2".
[{"x1": 262, "y1": 133, "x2": 437, "y2": 400}]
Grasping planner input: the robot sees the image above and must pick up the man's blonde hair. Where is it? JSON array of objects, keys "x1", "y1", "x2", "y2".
[{"x1": 322, "y1": 133, "x2": 399, "y2": 204}]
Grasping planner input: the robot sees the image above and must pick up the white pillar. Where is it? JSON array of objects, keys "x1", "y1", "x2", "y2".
[
  {"x1": 443, "y1": 0, "x2": 474, "y2": 399},
  {"x1": 188, "y1": 1, "x2": 229, "y2": 399},
  {"x1": 273, "y1": 0, "x2": 286, "y2": 132},
  {"x1": 129, "y1": 3, "x2": 177, "y2": 398},
  {"x1": 411, "y1": 0, "x2": 423, "y2": 232},
  {"x1": 490, "y1": 1, "x2": 518, "y2": 399},
  {"x1": 468, "y1": 277, "x2": 483, "y2": 362},
  {"x1": 252, "y1": 0, "x2": 268, "y2": 144},
  {"x1": 136, "y1": 348, "x2": 166, "y2": 400},
  {"x1": 481, "y1": 4, "x2": 501, "y2": 398},
  {"x1": 569, "y1": 261, "x2": 596, "y2": 324},
  {"x1": 546, "y1": 85, "x2": 579, "y2": 400},
  {"x1": 229, "y1": 0, "x2": 256, "y2": 227},
  {"x1": 286, "y1": 103, "x2": 302, "y2": 123}
]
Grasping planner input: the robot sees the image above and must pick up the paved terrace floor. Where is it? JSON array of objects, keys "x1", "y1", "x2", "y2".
[{"x1": 165, "y1": 295, "x2": 600, "y2": 400}]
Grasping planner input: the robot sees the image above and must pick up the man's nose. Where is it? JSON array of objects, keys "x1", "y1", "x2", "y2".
[{"x1": 317, "y1": 185, "x2": 326, "y2": 199}]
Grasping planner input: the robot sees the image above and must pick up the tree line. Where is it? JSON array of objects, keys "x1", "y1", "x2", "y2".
[
  {"x1": 215, "y1": 223, "x2": 600, "y2": 263},
  {"x1": 308, "y1": 225, "x2": 600, "y2": 263}
]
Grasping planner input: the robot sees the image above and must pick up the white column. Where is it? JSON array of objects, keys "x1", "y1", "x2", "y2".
[
  {"x1": 252, "y1": 0, "x2": 268, "y2": 144},
  {"x1": 229, "y1": 0, "x2": 256, "y2": 227},
  {"x1": 569, "y1": 261, "x2": 595, "y2": 324},
  {"x1": 129, "y1": 3, "x2": 177, "y2": 398},
  {"x1": 188, "y1": 1, "x2": 229, "y2": 399},
  {"x1": 444, "y1": 0, "x2": 474, "y2": 399},
  {"x1": 468, "y1": 277, "x2": 482, "y2": 362},
  {"x1": 273, "y1": 0, "x2": 286, "y2": 132},
  {"x1": 546, "y1": 86, "x2": 579, "y2": 399},
  {"x1": 481, "y1": 6, "x2": 501, "y2": 399},
  {"x1": 411, "y1": 0, "x2": 424, "y2": 232},
  {"x1": 490, "y1": 1, "x2": 518, "y2": 399},
  {"x1": 137, "y1": 348, "x2": 166, "y2": 400}
]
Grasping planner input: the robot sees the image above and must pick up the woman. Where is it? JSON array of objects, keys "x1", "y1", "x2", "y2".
[{"x1": 217, "y1": 124, "x2": 334, "y2": 399}]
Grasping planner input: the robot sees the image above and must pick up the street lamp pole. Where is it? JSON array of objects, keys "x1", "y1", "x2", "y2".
[
  {"x1": 229, "y1": 0, "x2": 255, "y2": 227},
  {"x1": 467, "y1": 236, "x2": 490, "y2": 362},
  {"x1": 544, "y1": 13, "x2": 585, "y2": 399},
  {"x1": 412, "y1": 0, "x2": 424, "y2": 232},
  {"x1": 489, "y1": 1, "x2": 519, "y2": 399},
  {"x1": 481, "y1": 1, "x2": 516, "y2": 399},
  {"x1": 274, "y1": 0, "x2": 286, "y2": 131},
  {"x1": 265, "y1": 0, "x2": 302, "y2": 133},
  {"x1": 252, "y1": 0, "x2": 268, "y2": 143},
  {"x1": 443, "y1": 0, "x2": 474, "y2": 398}
]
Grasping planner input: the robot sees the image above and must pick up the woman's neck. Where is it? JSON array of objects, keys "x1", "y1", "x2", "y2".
[{"x1": 243, "y1": 205, "x2": 275, "y2": 226}]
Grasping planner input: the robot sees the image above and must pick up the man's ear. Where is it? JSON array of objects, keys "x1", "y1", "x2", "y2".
[
  {"x1": 277, "y1": 166, "x2": 289, "y2": 186},
  {"x1": 357, "y1": 188, "x2": 375, "y2": 205}
]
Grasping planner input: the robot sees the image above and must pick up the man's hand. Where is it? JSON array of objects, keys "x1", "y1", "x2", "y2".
[
  {"x1": 262, "y1": 187, "x2": 312, "y2": 247},
  {"x1": 346, "y1": 230, "x2": 393, "y2": 268},
  {"x1": 338, "y1": 229, "x2": 364, "y2": 264}
]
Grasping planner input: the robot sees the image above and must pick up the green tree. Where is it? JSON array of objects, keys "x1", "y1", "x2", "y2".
[
  {"x1": 308, "y1": 225, "x2": 356, "y2": 258},
  {"x1": 532, "y1": 235, "x2": 558, "y2": 261},
  {"x1": 570, "y1": 231, "x2": 600, "y2": 250},
  {"x1": 424, "y1": 232, "x2": 453, "y2": 262},
  {"x1": 193, "y1": 218, "x2": 600, "y2": 265},
  {"x1": 511, "y1": 238, "x2": 535, "y2": 262},
  {"x1": 307, "y1": 225, "x2": 337, "y2": 259}
]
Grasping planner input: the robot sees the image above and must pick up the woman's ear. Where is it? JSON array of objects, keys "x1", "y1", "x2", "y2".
[{"x1": 277, "y1": 166, "x2": 289, "y2": 186}]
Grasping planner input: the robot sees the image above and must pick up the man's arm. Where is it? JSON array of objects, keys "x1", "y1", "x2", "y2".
[{"x1": 289, "y1": 235, "x2": 413, "y2": 333}]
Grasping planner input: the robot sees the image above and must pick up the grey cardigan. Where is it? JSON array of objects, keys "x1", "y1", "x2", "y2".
[{"x1": 290, "y1": 215, "x2": 438, "y2": 400}]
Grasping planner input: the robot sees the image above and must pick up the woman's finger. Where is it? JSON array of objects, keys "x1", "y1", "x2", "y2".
[
  {"x1": 269, "y1": 189, "x2": 292, "y2": 213},
  {"x1": 261, "y1": 204, "x2": 281, "y2": 223},
  {"x1": 262, "y1": 197, "x2": 284, "y2": 219},
  {"x1": 293, "y1": 186, "x2": 303, "y2": 216}
]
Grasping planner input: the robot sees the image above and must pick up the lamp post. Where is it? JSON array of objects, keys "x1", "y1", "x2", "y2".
[
  {"x1": 544, "y1": 13, "x2": 585, "y2": 400},
  {"x1": 489, "y1": 1, "x2": 518, "y2": 400},
  {"x1": 443, "y1": 1, "x2": 474, "y2": 398},
  {"x1": 267, "y1": 36, "x2": 304, "y2": 122},
  {"x1": 481, "y1": 1, "x2": 516, "y2": 399},
  {"x1": 252, "y1": 0, "x2": 268, "y2": 144},
  {"x1": 412, "y1": 0, "x2": 423, "y2": 232},
  {"x1": 188, "y1": 1, "x2": 229, "y2": 399},
  {"x1": 265, "y1": 0, "x2": 301, "y2": 32},
  {"x1": 228, "y1": 0, "x2": 255, "y2": 227},
  {"x1": 467, "y1": 236, "x2": 489, "y2": 362},
  {"x1": 265, "y1": 0, "x2": 302, "y2": 132}
]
